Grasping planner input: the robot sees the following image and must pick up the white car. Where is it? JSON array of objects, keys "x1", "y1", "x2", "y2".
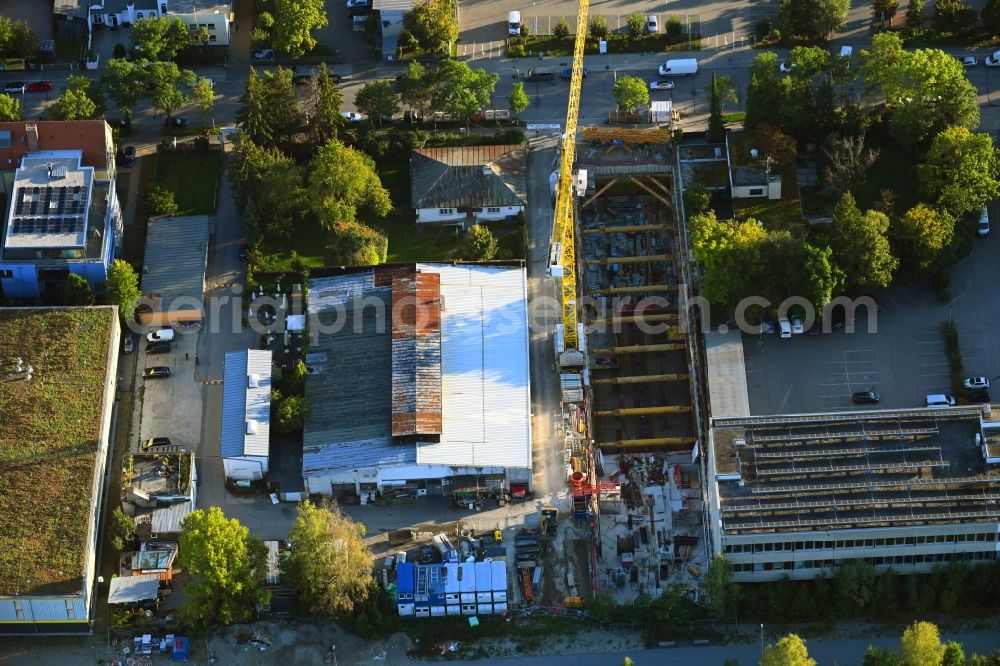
[
  {"x1": 649, "y1": 80, "x2": 675, "y2": 90},
  {"x1": 779, "y1": 61, "x2": 796, "y2": 74},
  {"x1": 647, "y1": 15, "x2": 659, "y2": 33},
  {"x1": 791, "y1": 317, "x2": 804, "y2": 334},
  {"x1": 979, "y1": 207, "x2": 990, "y2": 237},
  {"x1": 778, "y1": 317, "x2": 792, "y2": 339},
  {"x1": 340, "y1": 111, "x2": 363, "y2": 122},
  {"x1": 986, "y1": 54, "x2": 1000, "y2": 67},
  {"x1": 959, "y1": 55, "x2": 978, "y2": 67},
  {"x1": 346, "y1": 0, "x2": 368, "y2": 6},
  {"x1": 964, "y1": 377, "x2": 990, "y2": 390}
]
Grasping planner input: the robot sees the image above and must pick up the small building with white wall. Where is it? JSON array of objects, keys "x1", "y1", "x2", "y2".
[{"x1": 220, "y1": 349, "x2": 272, "y2": 481}]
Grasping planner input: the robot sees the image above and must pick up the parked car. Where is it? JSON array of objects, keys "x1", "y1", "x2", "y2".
[
  {"x1": 762, "y1": 318, "x2": 776, "y2": 335},
  {"x1": 986, "y1": 51, "x2": 1000, "y2": 67},
  {"x1": 646, "y1": 15, "x2": 659, "y2": 33},
  {"x1": 959, "y1": 55, "x2": 978, "y2": 67},
  {"x1": 791, "y1": 317, "x2": 804, "y2": 334},
  {"x1": 142, "y1": 366, "x2": 171, "y2": 379},
  {"x1": 978, "y1": 207, "x2": 990, "y2": 236},
  {"x1": 852, "y1": 391, "x2": 881, "y2": 404},
  {"x1": 123, "y1": 334, "x2": 136, "y2": 354},
  {"x1": 142, "y1": 436, "x2": 172, "y2": 450},
  {"x1": 166, "y1": 117, "x2": 190, "y2": 127},
  {"x1": 561, "y1": 68, "x2": 588, "y2": 80},
  {"x1": 346, "y1": 0, "x2": 368, "y2": 6},
  {"x1": 122, "y1": 145, "x2": 135, "y2": 167},
  {"x1": 778, "y1": 317, "x2": 792, "y2": 338},
  {"x1": 779, "y1": 61, "x2": 796, "y2": 74},
  {"x1": 3, "y1": 81, "x2": 26, "y2": 94},
  {"x1": 146, "y1": 328, "x2": 175, "y2": 343},
  {"x1": 146, "y1": 341, "x2": 172, "y2": 354},
  {"x1": 649, "y1": 80, "x2": 675, "y2": 90},
  {"x1": 926, "y1": 393, "x2": 957, "y2": 407},
  {"x1": 964, "y1": 376, "x2": 990, "y2": 390},
  {"x1": 27, "y1": 80, "x2": 53, "y2": 93},
  {"x1": 340, "y1": 111, "x2": 363, "y2": 122},
  {"x1": 967, "y1": 388, "x2": 992, "y2": 403},
  {"x1": 106, "y1": 117, "x2": 131, "y2": 129}
]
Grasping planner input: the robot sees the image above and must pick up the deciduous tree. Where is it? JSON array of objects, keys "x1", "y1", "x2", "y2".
[
  {"x1": 508, "y1": 81, "x2": 529, "y2": 119},
  {"x1": 50, "y1": 76, "x2": 102, "y2": 120},
  {"x1": 612, "y1": 75, "x2": 649, "y2": 114},
  {"x1": 283, "y1": 500, "x2": 375, "y2": 615},
  {"x1": 704, "y1": 555, "x2": 740, "y2": 621},
  {"x1": 106, "y1": 259, "x2": 141, "y2": 317},
  {"x1": 777, "y1": 0, "x2": 850, "y2": 39},
  {"x1": 590, "y1": 15, "x2": 609, "y2": 38},
  {"x1": 918, "y1": 126, "x2": 1000, "y2": 216},
  {"x1": 397, "y1": 60, "x2": 432, "y2": 116},
  {"x1": 110, "y1": 506, "x2": 136, "y2": 551},
  {"x1": 761, "y1": 634, "x2": 817, "y2": 666},
  {"x1": 745, "y1": 52, "x2": 784, "y2": 130},
  {"x1": 59, "y1": 274, "x2": 94, "y2": 306},
  {"x1": 307, "y1": 139, "x2": 392, "y2": 230},
  {"x1": 900, "y1": 621, "x2": 945, "y2": 666},
  {"x1": 2, "y1": 19, "x2": 37, "y2": 58},
  {"x1": 984, "y1": 0, "x2": 1000, "y2": 35},
  {"x1": 830, "y1": 193, "x2": 897, "y2": 292},
  {"x1": 429, "y1": 60, "x2": 499, "y2": 121},
  {"x1": 229, "y1": 137, "x2": 304, "y2": 242},
  {"x1": 934, "y1": 0, "x2": 976, "y2": 33},
  {"x1": 459, "y1": 224, "x2": 499, "y2": 261},
  {"x1": 553, "y1": 18, "x2": 571, "y2": 40},
  {"x1": 101, "y1": 59, "x2": 145, "y2": 120},
  {"x1": 0, "y1": 93, "x2": 21, "y2": 121},
  {"x1": 404, "y1": 0, "x2": 458, "y2": 52},
  {"x1": 906, "y1": 0, "x2": 926, "y2": 27},
  {"x1": 355, "y1": 80, "x2": 399, "y2": 124},
  {"x1": 627, "y1": 13, "x2": 646, "y2": 39},
  {"x1": 682, "y1": 182, "x2": 711, "y2": 218},
  {"x1": 145, "y1": 185, "x2": 179, "y2": 217},
  {"x1": 178, "y1": 508, "x2": 270, "y2": 625},
  {"x1": 863, "y1": 646, "x2": 900, "y2": 666},
  {"x1": 130, "y1": 16, "x2": 190, "y2": 61},
  {"x1": 822, "y1": 134, "x2": 880, "y2": 198},
  {"x1": 271, "y1": 390, "x2": 309, "y2": 433},
  {"x1": 325, "y1": 221, "x2": 387, "y2": 265},
  {"x1": 145, "y1": 61, "x2": 195, "y2": 122},
  {"x1": 943, "y1": 642, "x2": 966, "y2": 666},
  {"x1": 873, "y1": 0, "x2": 900, "y2": 23},
  {"x1": 193, "y1": 77, "x2": 215, "y2": 126},
  {"x1": 311, "y1": 63, "x2": 343, "y2": 143},
  {"x1": 273, "y1": 0, "x2": 328, "y2": 58}
]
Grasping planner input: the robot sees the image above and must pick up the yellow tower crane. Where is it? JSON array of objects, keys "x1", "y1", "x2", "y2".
[{"x1": 549, "y1": 0, "x2": 590, "y2": 351}]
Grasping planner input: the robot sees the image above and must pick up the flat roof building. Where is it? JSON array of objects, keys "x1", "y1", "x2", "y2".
[
  {"x1": 302, "y1": 262, "x2": 532, "y2": 497},
  {"x1": 220, "y1": 349, "x2": 273, "y2": 481},
  {"x1": 139, "y1": 215, "x2": 210, "y2": 325}
]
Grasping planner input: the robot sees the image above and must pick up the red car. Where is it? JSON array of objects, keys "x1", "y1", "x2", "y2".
[{"x1": 27, "y1": 81, "x2": 53, "y2": 93}]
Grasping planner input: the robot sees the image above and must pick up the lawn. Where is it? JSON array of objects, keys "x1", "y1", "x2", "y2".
[
  {"x1": 0, "y1": 308, "x2": 116, "y2": 596},
  {"x1": 150, "y1": 148, "x2": 222, "y2": 216}
]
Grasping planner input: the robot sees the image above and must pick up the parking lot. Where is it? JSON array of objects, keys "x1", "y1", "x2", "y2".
[
  {"x1": 742, "y1": 214, "x2": 1000, "y2": 414},
  {"x1": 132, "y1": 327, "x2": 204, "y2": 452}
]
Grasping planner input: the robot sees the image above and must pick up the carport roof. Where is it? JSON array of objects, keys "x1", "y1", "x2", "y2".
[
  {"x1": 704, "y1": 330, "x2": 750, "y2": 418},
  {"x1": 107, "y1": 574, "x2": 160, "y2": 604},
  {"x1": 141, "y1": 215, "x2": 210, "y2": 313}
]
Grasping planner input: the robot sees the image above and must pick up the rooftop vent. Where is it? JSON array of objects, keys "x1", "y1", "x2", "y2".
[
  {"x1": 246, "y1": 419, "x2": 258, "y2": 435},
  {"x1": 248, "y1": 373, "x2": 259, "y2": 388}
]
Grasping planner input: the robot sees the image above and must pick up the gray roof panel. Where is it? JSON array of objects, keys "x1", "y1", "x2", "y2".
[{"x1": 410, "y1": 146, "x2": 527, "y2": 210}]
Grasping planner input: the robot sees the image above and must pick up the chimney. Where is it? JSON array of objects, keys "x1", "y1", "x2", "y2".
[{"x1": 25, "y1": 123, "x2": 38, "y2": 152}]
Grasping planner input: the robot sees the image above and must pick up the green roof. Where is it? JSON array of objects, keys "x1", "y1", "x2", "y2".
[{"x1": 0, "y1": 308, "x2": 116, "y2": 596}]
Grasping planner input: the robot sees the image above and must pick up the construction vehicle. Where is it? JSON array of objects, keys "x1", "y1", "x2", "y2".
[
  {"x1": 540, "y1": 507, "x2": 559, "y2": 536},
  {"x1": 494, "y1": 524, "x2": 503, "y2": 543}
]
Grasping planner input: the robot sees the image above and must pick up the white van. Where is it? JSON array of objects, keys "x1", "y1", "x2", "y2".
[
  {"x1": 508, "y1": 11, "x2": 522, "y2": 36},
  {"x1": 146, "y1": 328, "x2": 175, "y2": 343},
  {"x1": 838, "y1": 45, "x2": 853, "y2": 67},
  {"x1": 657, "y1": 58, "x2": 698, "y2": 77},
  {"x1": 925, "y1": 394, "x2": 957, "y2": 408}
]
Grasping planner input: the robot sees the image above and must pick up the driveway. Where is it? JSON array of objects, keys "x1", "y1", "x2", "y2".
[{"x1": 742, "y1": 215, "x2": 1000, "y2": 414}]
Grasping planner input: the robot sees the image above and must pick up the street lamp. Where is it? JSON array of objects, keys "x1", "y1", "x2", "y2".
[{"x1": 760, "y1": 623, "x2": 765, "y2": 657}]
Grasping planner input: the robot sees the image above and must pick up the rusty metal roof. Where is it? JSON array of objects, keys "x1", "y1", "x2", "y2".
[{"x1": 391, "y1": 271, "x2": 442, "y2": 437}]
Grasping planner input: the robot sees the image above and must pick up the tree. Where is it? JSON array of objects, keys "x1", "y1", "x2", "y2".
[
  {"x1": 272, "y1": 391, "x2": 309, "y2": 433},
  {"x1": 508, "y1": 81, "x2": 529, "y2": 119},
  {"x1": 873, "y1": 0, "x2": 900, "y2": 23},
  {"x1": 683, "y1": 182, "x2": 711, "y2": 218},
  {"x1": 311, "y1": 63, "x2": 344, "y2": 143},
  {"x1": 590, "y1": 15, "x2": 609, "y2": 38},
  {"x1": 459, "y1": 224, "x2": 499, "y2": 261},
  {"x1": 273, "y1": 0, "x2": 328, "y2": 58},
  {"x1": 708, "y1": 72, "x2": 726, "y2": 143},
  {"x1": 109, "y1": 506, "x2": 136, "y2": 552},
  {"x1": 871, "y1": 568, "x2": 900, "y2": 619},
  {"x1": 235, "y1": 67, "x2": 302, "y2": 149},
  {"x1": 0, "y1": 17, "x2": 12, "y2": 55},
  {"x1": 942, "y1": 642, "x2": 966, "y2": 666},
  {"x1": 612, "y1": 75, "x2": 649, "y2": 114},
  {"x1": 60, "y1": 274, "x2": 94, "y2": 306},
  {"x1": 832, "y1": 559, "x2": 877, "y2": 616},
  {"x1": 934, "y1": 0, "x2": 976, "y2": 33},
  {"x1": 50, "y1": 76, "x2": 100, "y2": 121},
  {"x1": 761, "y1": 634, "x2": 817, "y2": 666},
  {"x1": 984, "y1": 0, "x2": 1000, "y2": 36},
  {"x1": 287, "y1": 359, "x2": 308, "y2": 394},
  {"x1": 830, "y1": 192, "x2": 897, "y2": 292},
  {"x1": 895, "y1": 204, "x2": 954, "y2": 270},
  {"x1": 864, "y1": 646, "x2": 900, "y2": 666},
  {"x1": 193, "y1": 77, "x2": 215, "y2": 126},
  {"x1": 777, "y1": 0, "x2": 850, "y2": 39},
  {"x1": 0, "y1": 93, "x2": 21, "y2": 121},
  {"x1": 906, "y1": 0, "x2": 926, "y2": 27},
  {"x1": 704, "y1": 555, "x2": 740, "y2": 621},
  {"x1": 398, "y1": 60, "x2": 432, "y2": 117},
  {"x1": 101, "y1": 59, "x2": 145, "y2": 120},
  {"x1": 146, "y1": 185, "x2": 179, "y2": 217},
  {"x1": 355, "y1": 80, "x2": 400, "y2": 124},
  {"x1": 145, "y1": 61, "x2": 195, "y2": 121},
  {"x1": 229, "y1": 137, "x2": 304, "y2": 242},
  {"x1": 623, "y1": 658, "x2": 635, "y2": 666},
  {"x1": 283, "y1": 500, "x2": 375, "y2": 615},
  {"x1": 919, "y1": 126, "x2": 1000, "y2": 216},
  {"x1": 2, "y1": 19, "x2": 37, "y2": 58},
  {"x1": 106, "y1": 259, "x2": 141, "y2": 317},
  {"x1": 429, "y1": 60, "x2": 499, "y2": 121},
  {"x1": 554, "y1": 18, "x2": 571, "y2": 40},
  {"x1": 745, "y1": 52, "x2": 784, "y2": 131},
  {"x1": 404, "y1": 0, "x2": 458, "y2": 52},
  {"x1": 627, "y1": 12, "x2": 646, "y2": 39},
  {"x1": 178, "y1": 507, "x2": 270, "y2": 625},
  {"x1": 307, "y1": 139, "x2": 392, "y2": 230},
  {"x1": 862, "y1": 33, "x2": 979, "y2": 148},
  {"x1": 900, "y1": 621, "x2": 945, "y2": 666},
  {"x1": 325, "y1": 221, "x2": 388, "y2": 265},
  {"x1": 130, "y1": 16, "x2": 190, "y2": 61},
  {"x1": 754, "y1": 123, "x2": 798, "y2": 170},
  {"x1": 822, "y1": 134, "x2": 880, "y2": 198},
  {"x1": 786, "y1": 45, "x2": 832, "y2": 78}
]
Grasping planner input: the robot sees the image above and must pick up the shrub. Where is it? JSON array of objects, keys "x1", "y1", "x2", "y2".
[
  {"x1": 666, "y1": 16, "x2": 683, "y2": 36},
  {"x1": 113, "y1": 42, "x2": 127, "y2": 58},
  {"x1": 627, "y1": 12, "x2": 646, "y2": 39},
  {"x1": 519, "y1": 23, "x2": 531, "y2": 38},
  {"x1": 508, "y1": 42, "x2": 526, "y2": 58},
  {"x1": 589, "y1": 15, "x2": 608, "y2": 38},
  {"x1": 553, "y1": 18, "x2": 570, "y2": 41},
  {"x1": 145, "y1": 185, "x2": 178, "y2": 217},
  {"x1": 250, "y1": 27, "x2": 270, "y2": 45},
  {"x1": 257, "y1": 11, "x2": 275, "y2": 29}
]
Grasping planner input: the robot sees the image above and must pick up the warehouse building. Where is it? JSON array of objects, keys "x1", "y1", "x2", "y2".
[
  {"x1": 301, "y1": 262, "x2": 532, "y2": 498},
  {"x1": 707, "y1": 407, "x2": 1000, "y2": 582}
]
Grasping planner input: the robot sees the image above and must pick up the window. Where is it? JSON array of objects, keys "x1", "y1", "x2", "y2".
[
  {"x1": 487, "y1": 207, "x2": 500, "y2": 213},
  {"x1": 209, "y1": 35, "x2": 217, "y2": 41},
  {"x1": 439, "y1": 208, "x2": 454, "y2": 215},
  {"x1": 0, "y1": 130, "x2": 10, "y2": 148},
  {"x1": 748, "y1": 187, "x2": 764, "y2": 196},
  {"x1": 208, "y1": 24, "x2": 216, "y2": 30}
]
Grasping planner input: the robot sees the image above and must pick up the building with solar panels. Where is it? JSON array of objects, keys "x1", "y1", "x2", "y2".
[{"x1": 0, "y1": 149, "x2": 122, "y2": 301}]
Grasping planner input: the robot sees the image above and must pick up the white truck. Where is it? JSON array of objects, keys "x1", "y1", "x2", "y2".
[{"x1": 657, "y1": 58, "x2": 698, "y2": 77}]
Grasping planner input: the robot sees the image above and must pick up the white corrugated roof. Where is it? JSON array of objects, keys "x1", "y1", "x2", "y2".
[
  {"x1": 221, "y1": 349, "x2": 272, "y2": 459},
  {"x1": 414, "y1": 264, "x2": 531, "y2": 468},
  {"x1": 704, "y1": 330, "x2": 750, "y2": 418}
]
